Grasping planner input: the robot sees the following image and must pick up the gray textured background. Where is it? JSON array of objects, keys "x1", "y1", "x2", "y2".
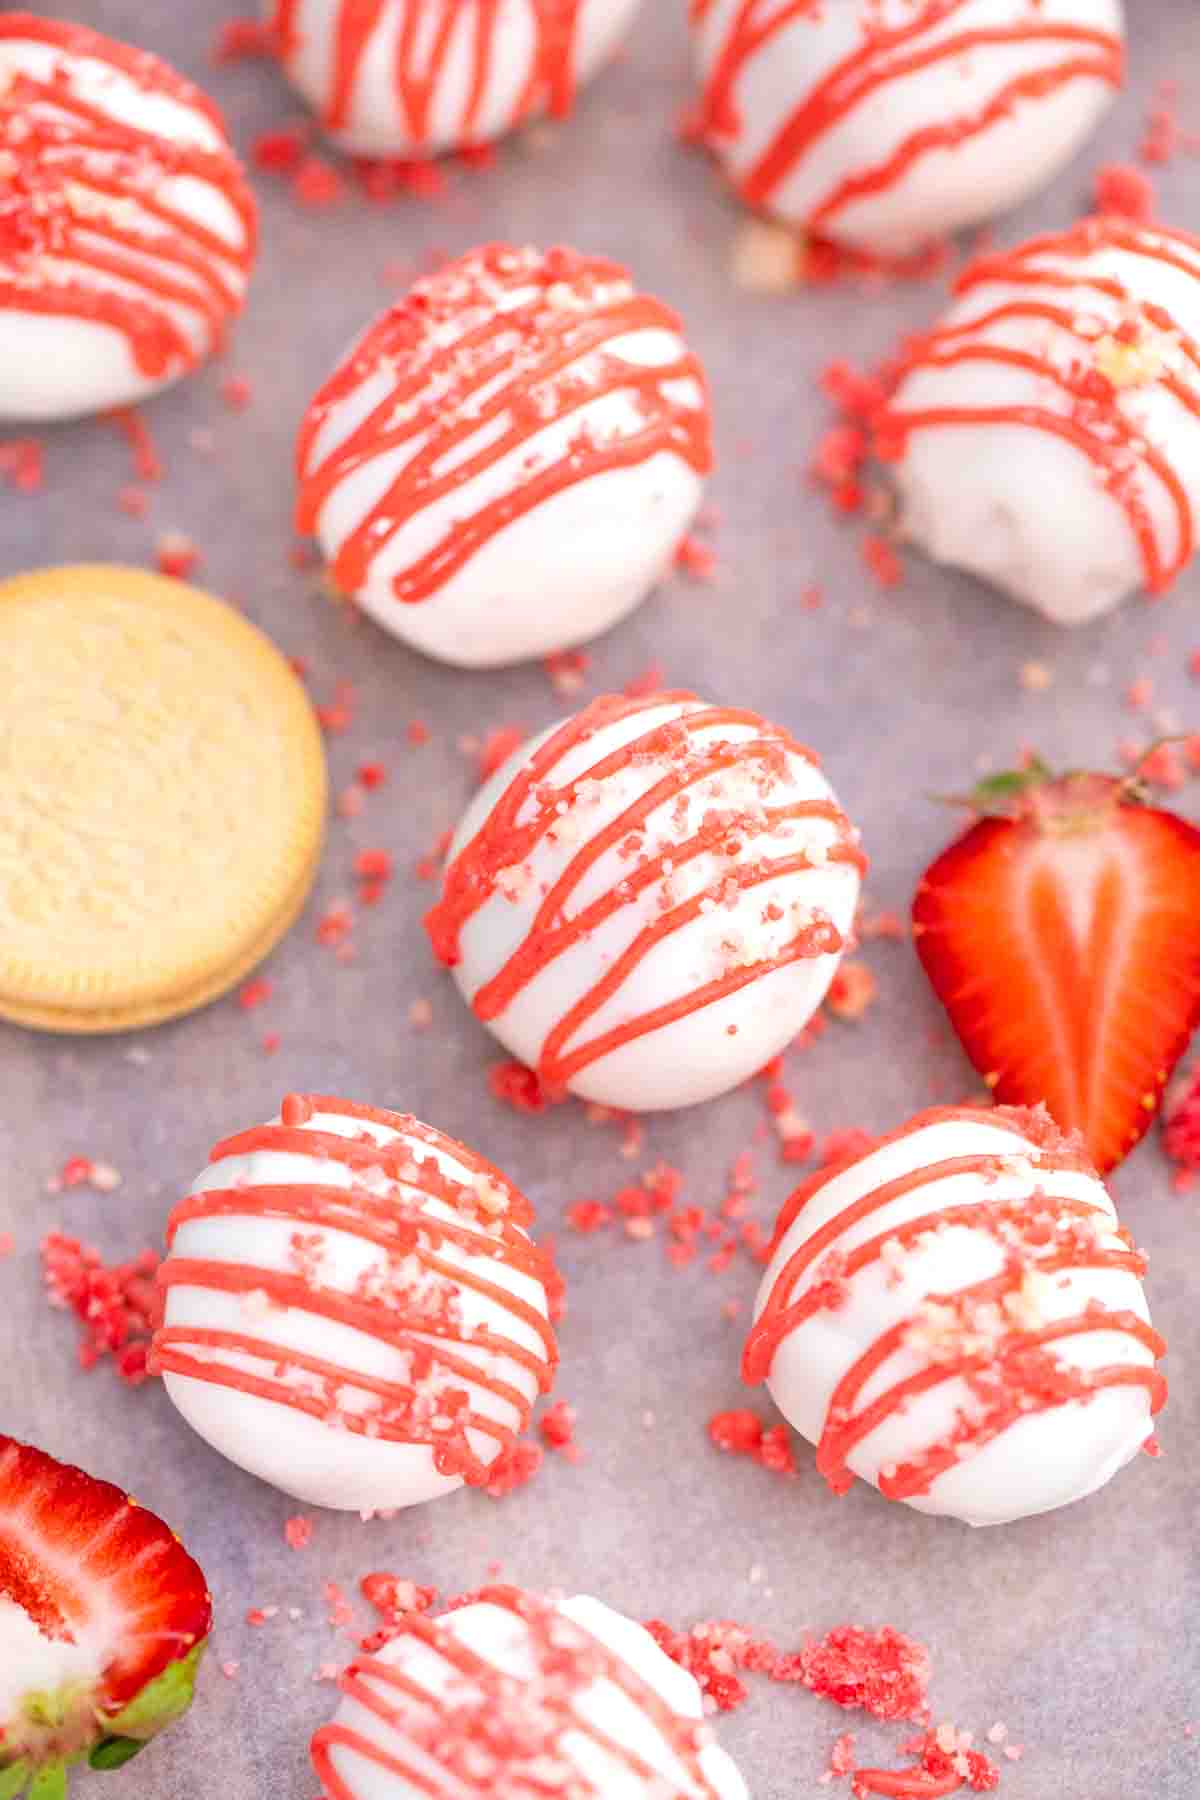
[{"x1": 2, "y1": 3, "x2": 1199, "y2": 1796}]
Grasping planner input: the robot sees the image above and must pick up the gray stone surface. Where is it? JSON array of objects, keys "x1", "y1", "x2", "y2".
[{"x1": 2, "y1": 4, "x2": 1199, "y2": 1796}]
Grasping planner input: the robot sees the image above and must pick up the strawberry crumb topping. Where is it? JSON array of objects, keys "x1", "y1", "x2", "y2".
[
  {"x1": 41, "y1": 1232, "x2": 160, "y2": 1385},
  {"x1": 707, "y1": 1409, "x2": 797, "y2": 1476}
]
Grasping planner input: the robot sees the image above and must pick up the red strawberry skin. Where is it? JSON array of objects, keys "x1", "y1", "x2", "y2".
[
  {"x1": 913, "y1": 779, "x2": 1200, "y2": 1174},
  {"x1": 0, "y1": 1437, "x2": 211, "y2": 1732}
]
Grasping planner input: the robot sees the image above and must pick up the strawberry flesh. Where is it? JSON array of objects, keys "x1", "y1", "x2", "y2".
[
  {"x1": 913, "y1": 775, "x2": 1200, "y2": 1174},
  {"x1": 0, "y1": 1439, "x2": 210, "y2": 1772}
]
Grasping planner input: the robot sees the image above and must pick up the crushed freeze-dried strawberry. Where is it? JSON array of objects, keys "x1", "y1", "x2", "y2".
[
  {"x1": 211, "y1": 16, "x2": 276, "y2": 60},
  {"x1": 776, "y1": 1625, "x2": 932, "y2": 1724},
  {"x1": 863, "y1": 535, "x2": 903, "y2": 590},
  {"x1": 358, "y1": 760, "x2": 389, "y2": 787},
  {"x1": 485, "y1": 1440, "x2": 543, "y2": 1498},
  {"x1": 155, "y1": 532, "x2": 201, "y2": 580},
  {"x1": 567, "y1": 1199, "x2": 614, "y2": 1233},
  {"x1": 238, "y1": 977, "x2": 273, "y2": 1011},
  {"x1": 488, "y1": 1061, "x2": 565, "y2": 1113},
  {"x1": 284, "y1": 1515, "x2": 314, "y2": 1550},
  {"x1": 538, "y1": 1400, "x2": 581, "y2": 1459},
  {"x1": 707, "y1": 1409, "x2": 797, "y2": 1476},
  {"x1": 254, "y1": 126, "x2": 308, "y2": 172},
  {"x1": 0, "y1": 438, "x2": 43, "y2": 492},
  {"x1": 41, "y1": 1232, "x2": 160, "y2": 1384},
  {"x1": 107, "y1": 407, "x2": 163, "y2": 483},
  {"x1": 1164, "y1": 1062, "x2": 1200, "y2": 1170},
  {"x1": 675, "y1": 534, "x2": 717, "y2": 579},
  {"x1": 828, "y1": 961, "x2": 878, "y2": 1020},
  {"x1": 1094, "y1": 162, "x2": 1156, "y2": 221},
  {"x1": 852, "y1": 1726, "x2": 1000, "y2": 1796},
  {"x1": 293, "y1": 156, "x2": 345, "y2": 208},
  {"x1": 544, "y1": 648, "x2": 591, "y2": 695},
  {"x1": 360, "y1": 1573, "x2": 438, "y2": 1623},
  {"x1": 221, "y1": 374, "x2": 253, "y2": 411}
]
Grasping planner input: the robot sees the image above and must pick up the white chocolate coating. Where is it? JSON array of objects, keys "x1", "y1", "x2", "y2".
[
  {"x1": 433, "y1": 695, "x2": 863, "y2": 1111},
  {"x1": 156, "y1": 1103, "x2": 555, "y2": 1512},
  {"x1": 883, "y1": 217, "x2": 1200, "y2": 623},
  {"x1": 0, "y1": 22, "x2": 254, "y2": 421},
  {"x1": 751, "y1": 1108, "x2": 1160, "y2": 1526},
  {"x1": 691, "y1": 0, "x2": 1123, "y2": 255},
  {"x1": 297, "y1": 246, "x2": 710, "y2": 669},
  {"x1": 315, "y1": 1593, "x2": 748, "y2": 1800},
  {"x1": 270, "y1": 0, "x2": 645, "y2": 156}
]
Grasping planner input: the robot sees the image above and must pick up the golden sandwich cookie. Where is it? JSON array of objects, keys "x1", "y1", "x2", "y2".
[{"x1": 0, "y1": 565, "x2": 327, "y2": 1032}]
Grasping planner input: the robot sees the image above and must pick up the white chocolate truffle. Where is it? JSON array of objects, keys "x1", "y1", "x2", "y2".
[
  {"x1": 311, "y1": 1588, "x2": 748, "y2": 1800},
  {"x1": 267, "y1": 0, "x2": 644, "y2": 157},
  {"x1": 877, "y1": 216, "x2": 1200, "y2": 623},
  {"x1": 153, "y1": 1094, "x2": 559, "y2": 1512},
  {"x1": 690, "y1": 0, "x2": 1124, "y2": 256},
  {"x1": 426, "y1": 692, "x2": 865, "y2": 1112},
  {"x1": 745, "y1": 1104, "x2": 1166, "y2": 1527},
  {"x1": 0, "y1": 15, "x2": 256, "y2": 421},
  {"x1": 296, "y1": 244, "x2": 711, "y2": 668}
]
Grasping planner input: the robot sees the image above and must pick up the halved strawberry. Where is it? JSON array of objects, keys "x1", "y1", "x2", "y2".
[
  {"x1": 0, "y1": 1438, "x2": 211, "y2": 1800},
  {"x1": 913, "y1": 763, "x2": 1200, "y2": 1174}
]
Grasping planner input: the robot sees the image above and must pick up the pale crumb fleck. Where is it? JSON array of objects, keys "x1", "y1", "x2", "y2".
[
  {"x1": 408, "y1": 997, "x2": 433, "y2": 1030},
  {"x1": 731, "y1": 217, "x2": 800, "y2": 293},
  {"x1": 1020, "y1": 660, "x2": 1053, "y2": 692}
]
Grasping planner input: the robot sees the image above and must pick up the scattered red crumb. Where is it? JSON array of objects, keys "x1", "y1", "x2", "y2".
[
  {"x1": 1125, "y1": 676, "x2": 1153, "y2": 711},
  {"x1": 360, "y1": 1573, "x2": 438, "y2": 1625},
  {"x1": 829, "y1": 1735, "x2": 858, "y2": 1780},
  {"x1": 406, "y1": 720, "x2": 430, "y2": 747},
  {"x1": 221, "y1": 374, "x2": 254, "y2": 411},
  {"x1": 408, "y1": 997, "x2": 434, "y2": 1030},
  {"x1": 675, "y1": 534, "x2": 717, "y2": 580},
  {"x1": 262, "y1": 1032, "x2": 282, "y2": 1055},
  {"x1": 1094, "y1": 162, "x2": 1156, "y2": 222},
  {"x1": 46, "y1": 1155, "x2": 123, "y2": 1194},
  {"x1": 488, "y1": 1060, "x2": 565, "y2": 1113},
  {"x1": 107, "y1": 407, "x2": 163, "y2": 483},
  {"x1": 801, "y1": 584, "x2": 824, "y2": 610},
  {"x1": 41, "y1": 1233, "x2": 160, "y2": 1384},
  {"x1": 1164, "y1": 1062, "x2": 1200, "y2": 1172},
  {"x1": 858, "y1": 909, "x2": 906, "y2": 941},
  {"x1": 316, "y1": 681, "x2": 357, "y2": 734},
  {"x1": 155, "y1": 532, "x2": 201, "y2": 580},
  {"x1": 358, "y1": 760, "x2": 389, "y2": 787},
  {"x1": 853, "y1": 1726, "x2": 999, "y2": 1796},
  {"x1": 544, "y1": 648, "x2": 591, "y2": 695},
  {"x1": 862, "y1": 535, "x2": 903, "y2": 590},
  {"x1": 474, "y1": 726, "x2": 526, "y2": 782},
  {"x1": 211, "y1": 16, "x2": 276, "y2": 61},
  {"x1": 1141, "y1": 86, "x2": 1182, "y2": 166},
  {"x1": 538, "y1": 1400, "x2": 582, "y2": 1461},
  {"x1": 254, "y1": 126, "x2": 308, "y2": 173},
  {"x1": 827, "y1": 961, "x2": 878, "y2": 1021},
  {"x1": 623, "y1": 664, "x2": 666, "y2": 699},
  {"x1": 780, "y1": 1626, "x2": 931, "y2": 1725},
  {"x1": 293, "y1": 156, "x2": 345, "y2": 208},
  {"x1": 0, "y1": 1234, "x2": 13, "y2": 1259},
  {"x1": 821, "y1": 1128, "x2": 876, "y2": 1168},
  {"x1": 567, "y1": 1199, "x2": 614, "y2": 1233},
  {"x1": 284, "y1": 1515, "x2": 314, "y2": 1550},
  {"x1": 316, "y1": 902, "x2": 355, "y2": 950},
  {"x1": 220, "y1": 1660, "x2": 240, "y2": 1680},
  {"x1": 707, "y1": 1409, "x2": 797, "y2": 1476},
  {"x1": 0, "y1": 438, "x2": 43, "y2": 493},
  {"x1": 246, "y1": 1607, "x2": 270, "y2": 1627},
  {"x1": 238, "y1": 977, "x2": 272, "y2": 1012},
  {"x1": 485, "y1": 1440, "x2": 543, "y2": 1498},
  {"x1": 118, "y1": 485, "x2": 149, "y2": 518}
]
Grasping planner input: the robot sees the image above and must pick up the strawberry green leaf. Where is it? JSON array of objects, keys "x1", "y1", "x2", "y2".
[
  {"x1": 88, "y1": 1740, "x2": 144, "y2": 1773},
  {"x1": 0, "y1": 1764, "x2": 30, "y2": 1800},
  {"x1": 103, "y1": 1641, "x2": 207, "y2": 1742}
]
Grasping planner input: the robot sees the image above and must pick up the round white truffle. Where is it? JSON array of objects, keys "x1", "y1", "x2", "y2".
[
  {"x1": 745, "y1": 1104, "x2": 1165, "y2": 1527},
  {"x1": 878, "y1": 215, "x2": 1200, "y2": 623},
  {"x1": 153, "y1": 1094, "x2": 559, "y2": 1512},
  {"x1": 0, "y1": 15, "x2": 256, "y2": 421},
  {"x1": 690, "y1": 0, "x2": 1124, "y2": 256},
  {"x1": 425, "y1": 692, "x2": 865, "y2": 1112},
  {"x1": 296, "y1": 244, "x2": 711, "y2": 668},
  {"x1": 311, "y1": 1589, "x2": 748, "y2": 1800},
  {"x1": 268, "y1": 0, "x2": 644, "y2": 157}
]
